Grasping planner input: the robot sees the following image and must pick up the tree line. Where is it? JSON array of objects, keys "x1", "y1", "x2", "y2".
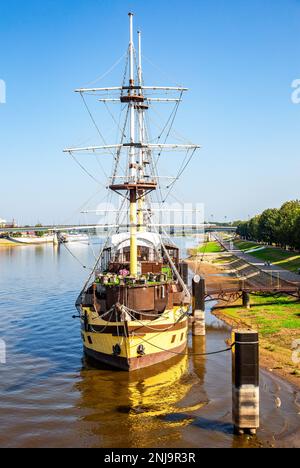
[{"x1": 236, "y1": 200, "x2": 300, "y2": 251}]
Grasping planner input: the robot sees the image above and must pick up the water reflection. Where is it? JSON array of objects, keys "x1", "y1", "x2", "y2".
[{"x1": 76, "y1": 354, "x2": 209, "y2": 447}]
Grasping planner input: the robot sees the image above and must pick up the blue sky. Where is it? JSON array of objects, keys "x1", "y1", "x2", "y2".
[{"x1": 0, "y1": 0, "x2": 299, "y2": 225}]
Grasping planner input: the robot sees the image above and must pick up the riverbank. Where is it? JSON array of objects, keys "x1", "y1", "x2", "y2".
[
  {"x1": 214, "y1": 295, "x2": 300, "y2": 390},
  {"x1": 187, "y1": 252, "x2": 300, "y2": 390},
  {"x1": 234, "y1": 240, "x2": 300, "y2": 274}
]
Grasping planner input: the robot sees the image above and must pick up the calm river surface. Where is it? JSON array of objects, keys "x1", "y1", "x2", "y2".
[{"x1": 0, "y1": 238, "x2": 299, "y2": 448}]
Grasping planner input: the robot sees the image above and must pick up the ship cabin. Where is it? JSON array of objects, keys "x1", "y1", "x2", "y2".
[{"x1": 81, "y1": 233, "x2": 189, "y2": 321}]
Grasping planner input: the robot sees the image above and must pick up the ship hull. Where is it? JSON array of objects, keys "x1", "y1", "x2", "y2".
[
  {"x1": 7, "y1": 236, "x2": 54, "y2": 245},
  {"x1": 81, "y1": 307, "x2": 189, "y2": 372},
  {"x1": 84, "y1": 341, "x2": 187, "y2": 371}
]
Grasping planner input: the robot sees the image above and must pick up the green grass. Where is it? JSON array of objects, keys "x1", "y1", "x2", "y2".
[
  {"x1": 218, "y1": 293, "x2": 300, "y2": 375},
  {"x1": 197, "y1": 242, "x2": 223, "y2": 253},
  {"x1": 221, "y1": 294, "x2": 300, "y2": 336},
  {"x1": 234, "y1": 241, "x2": 300, "y2": 274},
  {"x1": 234, "y1": 240, "x2": 261, "y2": 251}
]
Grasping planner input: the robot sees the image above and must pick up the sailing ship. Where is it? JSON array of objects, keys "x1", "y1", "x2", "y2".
[{"x1": 65, "y1": 13, "x2": 200, "y2": 371}]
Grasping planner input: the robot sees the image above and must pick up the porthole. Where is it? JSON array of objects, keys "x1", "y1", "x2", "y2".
[{"x1": 113, "y1": 344, "x2": 121, "y2": 356}]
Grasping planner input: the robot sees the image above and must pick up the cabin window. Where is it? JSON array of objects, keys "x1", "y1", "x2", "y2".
[
  {"x1": 161, "y1": 285, "x2": 165, "y2": 299},
  {"x1": 88, "y1": 336, "x2": 93, "y2": 345},
  {"x1": 81, "y1": 333, "x2": 86, "y2": 342},
  {"x1": 171, "y1": 335, "x2": 176, "y2": 344},
  {"x1": 181, "y1": 333, "x2": 184, "y2": 342}
]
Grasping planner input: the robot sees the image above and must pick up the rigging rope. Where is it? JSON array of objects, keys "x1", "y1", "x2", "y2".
[
  {"x1": 69, "y1": 151, "x2": 107, "y2": 188},
  {"x1": 154, "y1": 90, "x2": 183, "y2": 168},
  {"x1": 80, "y1": 92, "x2": 114, "y2": 165},
  {"x1": 163, "y1": 148, "x2": 198, "y2": 203},
  {"x1": 83, "y1": 52, "x2": 127, "y2": 87},
  {"x1": 61, "y1": 242, "x2": 92, "y2": 271}
]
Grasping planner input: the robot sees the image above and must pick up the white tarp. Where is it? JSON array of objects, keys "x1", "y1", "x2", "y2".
[{"x1": 108, "y1": 232, "x2": 162, "y2": 251}]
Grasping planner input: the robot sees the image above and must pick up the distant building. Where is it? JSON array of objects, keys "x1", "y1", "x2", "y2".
[{"x1": 0, "y1": 218, "x2": 17, "y2": 228}]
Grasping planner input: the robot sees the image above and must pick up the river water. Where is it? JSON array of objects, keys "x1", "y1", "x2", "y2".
[{"x1": 0, "y1": 239, "x2": 299, "y2": 448}]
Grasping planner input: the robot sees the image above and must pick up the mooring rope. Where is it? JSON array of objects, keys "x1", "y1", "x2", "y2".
[{"x1": 137, "y1": 336, "x2": 235, "y2": 357}]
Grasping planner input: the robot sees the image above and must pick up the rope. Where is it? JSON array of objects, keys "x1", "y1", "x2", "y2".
[
  {"x1": 137, "y1": 336, "x2": 235, "y2": 357},
  {"x1": 124, "y1": 306, "x2": 188, "y2": 333},
  {"x1": 104, "y1": 102, "x2": 128, "y2": 139},
  {"x1": 88, "y1": 310, "x2": 115, "y2": 334},
  {"x1": 68, "y1": 151, "x2": 107, "y2": 188},
  {"x1": 61, "y1": 187, "x2": 104, "y2": 225},
  {"x1": 154, "y1": 91, "x2": 183, "y2": 168},
  {"x1": 163, "y1": 148, "x2": 197, "y2": 203},
  {"x1": 61, "y1": 242, "x2": 91, "y2": 270},
  {"x1": 80, "y1": 92, "x2": 114, "y2": 164},
  {"x1": 83, "y1": 52, "x2": 127, "y2": 87}
]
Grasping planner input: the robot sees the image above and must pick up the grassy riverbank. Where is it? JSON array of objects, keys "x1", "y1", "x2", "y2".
[
  {"x1": 214, "y1": 294, "x2": 300, "y2": 386},
  {"x1": 234, "y1": 240, "x2": 300, "y2": 274},
  {"x1": 196, "y1": 241, "x2": 223, "y2": 254}
]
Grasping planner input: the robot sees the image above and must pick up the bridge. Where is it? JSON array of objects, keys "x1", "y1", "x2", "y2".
[{"x1": 0, "y1": 224, "x2": 237, "y2": 235}]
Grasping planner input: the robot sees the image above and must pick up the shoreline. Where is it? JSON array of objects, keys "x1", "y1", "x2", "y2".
[
  {"x1": 187, "y1": 254, "x2": 300, "y2": 391},
  {"x1": 212, "y1": 306, "x2": 300, "y2": 391}
]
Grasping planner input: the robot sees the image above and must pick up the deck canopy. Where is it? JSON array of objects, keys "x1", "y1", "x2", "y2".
[{"x1": 108, "y1": 232, "x2": 162, "y2": 252}]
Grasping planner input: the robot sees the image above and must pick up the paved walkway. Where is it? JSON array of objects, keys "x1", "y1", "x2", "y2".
[{"x1": 220, "y1": 239, "x2": 300, "y2": 285}]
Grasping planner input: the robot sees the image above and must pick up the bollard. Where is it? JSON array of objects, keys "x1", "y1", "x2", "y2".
[
  {"x1": 242, "y1": 291, "x2": 250, "y2": 309},
  {"x1": 232, "y1": 329, "x2": 259, "y2": 435},
  {"x1": 192, "y1": 275, "x2": 206, "y2": 336},
  {"x1": 179, "y1": 262, "x2": 189, "y2": 286}
]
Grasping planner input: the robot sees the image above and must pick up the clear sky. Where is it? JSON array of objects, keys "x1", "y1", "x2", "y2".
[{"x1": 0, "y1": 0, "x2": 299, "y2": 225}]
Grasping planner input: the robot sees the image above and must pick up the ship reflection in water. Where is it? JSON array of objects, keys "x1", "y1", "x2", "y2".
[
  {"x1": 0, "y1": 243, "x2": 299, "y2": 448},
  {"x1": 76, "y1": 349, "x2": 209, "y2": 448}
]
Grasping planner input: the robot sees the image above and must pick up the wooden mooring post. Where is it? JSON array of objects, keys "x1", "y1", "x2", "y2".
[
  {"x1": 232, "y1": 330, "x2": 260, "y2": 435},
  {"x1": 242, "y1": 291, "x2": 251, "y2": 309},
  {"x1": 192, "y1": 275, "x2": 206, "y2": 336}
]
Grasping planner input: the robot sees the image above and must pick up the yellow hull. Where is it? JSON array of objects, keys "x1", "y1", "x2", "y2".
[{"x1": 81, "y1": 306, "x2": 189, "y2": 371}]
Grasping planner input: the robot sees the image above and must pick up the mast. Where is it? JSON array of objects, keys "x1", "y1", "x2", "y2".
[
  {"x1": 137, "y1": 29, "x2": 145, "y2": 233},
  {"x1": 128, "y1": 12, "x2": 138, "y2": 276},
  {"x1": 64, "y1": 12, "x2": 201, "y2": 279}
]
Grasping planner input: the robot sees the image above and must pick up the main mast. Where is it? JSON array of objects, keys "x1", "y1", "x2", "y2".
[
  {"x1": 64, "y1": 12, "x2": 201, "y2": 279},
  {"x1": 128, "y1": 12, "x2": 138, "y2": 277},
  {"x1": 137, "y1": 29, "x2": 146, "y2": 234}
]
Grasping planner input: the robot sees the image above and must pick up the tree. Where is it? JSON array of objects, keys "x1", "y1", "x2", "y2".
[
  {"x1": 294, "y1": 214, "x2": 300, "y2": 250},
  {"x1": 237, "y1": 221, "x2": 249, "y2": 239},
  {"x1": 35, "y1": 224, "x2": 46, "y2": 238},
  {"x1": 248, "y1": 216, "x2": 261, "y2": 241},
  {"x1": 258, "y1": 209, "x2": 280, "y2": 245},
  {"x1": 277, "y1": 200, "x2": 300, "y2": 249}
]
